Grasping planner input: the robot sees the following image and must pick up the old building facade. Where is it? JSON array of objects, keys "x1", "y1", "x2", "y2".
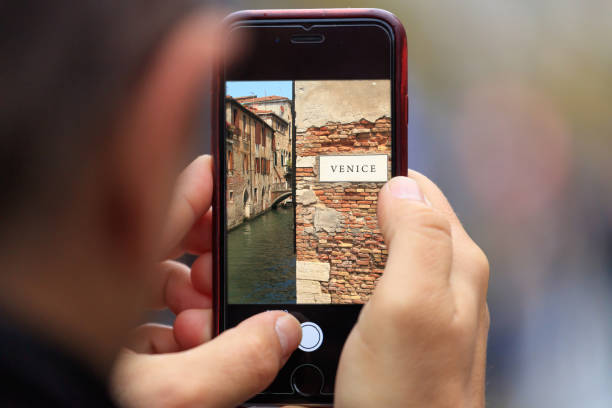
[
  {"x1": 225, "y1": 96, "x2": 293, "y2": 230},
  {"x1": 293, "y1": 80, "x2": 392, "y2": 304},
  {"x1": 253, "y1": 110, "x2": 292, "y2": 189}
]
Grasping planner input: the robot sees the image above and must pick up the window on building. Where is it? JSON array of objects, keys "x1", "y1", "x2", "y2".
[
  {"x1": 274, "y1": 152, "x2": 277, "y2": 166},
  {"x1": 254, "y1": 188, "x2": 258, "y2": 202},
  {"x1": 256, "y1": 158, "x2": 259, "y2": 173},
  {"x1": 227, "y1": 150, "x2": 233, "y2": 171},
  {"x1": 232, "y1": 108, "x2": 238, "y2": 126},
  {"x1": 243, "y1": 189, "x2": 249, "y2": 206},
  {"x1": 255, "y1": 123, "x2": 261, "y2": 145},
  {"x1": 242, "y1": 114, "x2": 246, "y2": 135},
  {"x1": 229, "y1": 191, "x2": 233, "y2": 202}
]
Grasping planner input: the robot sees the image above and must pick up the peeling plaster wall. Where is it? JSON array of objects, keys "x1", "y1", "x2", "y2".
[{"x1": 294, "y1": 80, "x2": 391, "y2": 132}]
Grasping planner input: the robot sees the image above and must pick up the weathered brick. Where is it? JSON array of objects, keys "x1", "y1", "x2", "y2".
[{"x1": 296, "y1": 116, "x2": 391, "y2": 304}]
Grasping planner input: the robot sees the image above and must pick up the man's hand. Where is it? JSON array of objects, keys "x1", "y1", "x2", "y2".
[
  {"x1": 111, "y1": 155, "x2": 302, "y2": 408},
  {"x1": 111, "y1": 159, "x2": 489, "y2": 408},
  {"x1": 335, "y1": 172, "x2": 490, "y2": 407}
]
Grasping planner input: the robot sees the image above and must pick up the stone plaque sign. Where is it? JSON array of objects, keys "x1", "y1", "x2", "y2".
[{"x1": 319, "y1": 154, "x2": 388, "y2": 182}]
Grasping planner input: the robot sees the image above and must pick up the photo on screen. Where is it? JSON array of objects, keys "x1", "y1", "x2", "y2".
[{"x1": 225, "y1": 80, "x2": 391, "y2": 304}]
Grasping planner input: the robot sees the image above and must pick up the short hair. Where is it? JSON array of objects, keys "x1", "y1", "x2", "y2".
[{"x1": 0, "y1": 0, "x2": 203, "y2": 234}]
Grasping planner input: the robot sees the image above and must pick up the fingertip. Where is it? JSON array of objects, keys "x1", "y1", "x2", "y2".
[
  {"x1": 378, "y1": 176, "x2": 431, "y2": 236},
  {"x1": 198, "y1": 153, "x2": 213, "y2": 169},
  {"x1": 191, "y1": 154, "x2": 214, "y2": 186},
  {"x1": 178, "y1": 210, "x2": 213, "y2": 255},
  {"x1": 165, "y1": 264, "x2": 211, "y2": 313},
  {"x1": 274, "y1": 313, "x2": 302, "y2": 358},
  {"x1": 385, "y1": 176, "x2": 427, "y2": 202},
  {"x1": 190, "y1": 252, "x2": 213, "y2": 294},
  {"x1": 174, "y1": 309, "x2": 212, "y2": 350},
  {"x1": 237, "y1": 311, "x2": 301, "y2": 359}
]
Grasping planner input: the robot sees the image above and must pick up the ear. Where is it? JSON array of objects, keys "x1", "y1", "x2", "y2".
[{"x1": 101, "y1": 12, "x2": 225, "y2": 262}]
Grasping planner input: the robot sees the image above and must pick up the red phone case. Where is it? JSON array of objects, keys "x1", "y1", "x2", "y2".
[{"x1": 211, "y1": 8, "x2": 407, "y2": 405}]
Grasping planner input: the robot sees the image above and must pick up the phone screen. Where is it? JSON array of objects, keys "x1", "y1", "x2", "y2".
[{"x1": 225, "y1": 79, "x2": 391, "y2": 305}]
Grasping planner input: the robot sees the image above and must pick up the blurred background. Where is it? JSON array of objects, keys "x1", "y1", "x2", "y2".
[{"x1": 216, "y1": 1, "x2": 612, "y2": 405}]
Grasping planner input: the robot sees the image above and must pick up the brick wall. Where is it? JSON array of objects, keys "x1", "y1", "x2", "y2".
[{"x1": 295, "y1": 116, "x2": 391, "y2": 303}]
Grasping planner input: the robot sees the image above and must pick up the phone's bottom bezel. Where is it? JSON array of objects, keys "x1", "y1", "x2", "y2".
[{"x1": 227, "y1": 304, "x2": 361, "y2": 405}]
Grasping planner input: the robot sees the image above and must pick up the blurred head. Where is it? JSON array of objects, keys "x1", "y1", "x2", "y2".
[{"x1": 0, "y1": 0, "x2": 224, "y2": 367}]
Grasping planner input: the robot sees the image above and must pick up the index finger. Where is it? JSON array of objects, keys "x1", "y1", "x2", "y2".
[{"x1": 161, "y1": 154, "x2": 213, "y2": 259}]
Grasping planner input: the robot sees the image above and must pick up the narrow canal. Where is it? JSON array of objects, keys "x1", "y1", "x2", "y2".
[{"x1": 228, "y1": 206, "x2": 296, "y2": 304}]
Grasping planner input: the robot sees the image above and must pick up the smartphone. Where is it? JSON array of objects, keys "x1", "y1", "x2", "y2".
[{"x1": 212, "y1": 8, "x2": 407, "y2": 406}]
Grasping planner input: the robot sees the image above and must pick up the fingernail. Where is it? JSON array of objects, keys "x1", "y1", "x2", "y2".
[
  {"x1": 387, "y1": 177, "x2": 426, "y2": 202},
  {"x1": 275, "y1": 314, "x2": 299, "y2": 357}
]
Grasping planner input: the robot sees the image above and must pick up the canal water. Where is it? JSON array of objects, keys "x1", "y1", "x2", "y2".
[{"x1": 228, "y1": 206, "x2": 296, "y2": 304}]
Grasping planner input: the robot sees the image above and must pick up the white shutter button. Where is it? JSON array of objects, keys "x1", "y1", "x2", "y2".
[{"x1": 298, "y1": 322, "x2": 323, "y2": 352}]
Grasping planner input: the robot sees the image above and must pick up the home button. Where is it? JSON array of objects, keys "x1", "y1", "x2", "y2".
[{"x1": 291, "y1": 364, "x2": 324, "y2": 397}]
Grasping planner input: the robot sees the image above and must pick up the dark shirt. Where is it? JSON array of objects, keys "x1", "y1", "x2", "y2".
[{"x1": 0, "y1": 318, "x2": 117, "y2": 407}]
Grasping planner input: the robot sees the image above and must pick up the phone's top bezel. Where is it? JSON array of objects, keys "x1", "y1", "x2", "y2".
[{"x1": 224, "y1": 18, "x2": 394, "y2": 81}]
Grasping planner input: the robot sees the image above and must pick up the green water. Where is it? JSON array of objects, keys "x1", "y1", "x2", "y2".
[{"x1": 228, "y1": 206, "x2": 296, "y2": 304}]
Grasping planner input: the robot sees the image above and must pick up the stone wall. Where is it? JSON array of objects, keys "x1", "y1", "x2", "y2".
[{"x1": 295, "y1": 116, "x2": 391, "y2": 303}]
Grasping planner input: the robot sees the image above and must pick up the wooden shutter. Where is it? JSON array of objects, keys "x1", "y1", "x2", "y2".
[{"x1": 255, "y1": 123, "x2": 261, "y2": 145}]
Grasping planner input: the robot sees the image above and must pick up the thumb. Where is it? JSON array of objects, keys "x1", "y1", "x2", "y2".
[
  {"x1": 176, "y1": 311, "x2": 301, "y2": 407},
  {"x1": 376, "y1": 176, "x2": 453, "y2": 294}
]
